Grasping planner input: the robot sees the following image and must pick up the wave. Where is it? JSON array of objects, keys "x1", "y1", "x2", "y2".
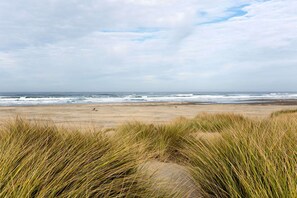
[{"x1": 0, "y1": 92, "x2": 297, "y2": 106}]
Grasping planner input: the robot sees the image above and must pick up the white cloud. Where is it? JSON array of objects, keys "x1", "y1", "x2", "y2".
[
  {"x1": 0, "y1": 0, "x2": 296, "y2": 91},
  {"x1": 0, "y1": 52, "x2": 17, "y2": 70}
]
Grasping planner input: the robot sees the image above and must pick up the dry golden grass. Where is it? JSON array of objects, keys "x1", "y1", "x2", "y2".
[
  {"x1": 0, "y1": 118, "x2": 171, "y2": 197},
  {"x1": 183, "y1": 116, "x2": 297, "y2": 198},
  {"x1": 270, "y1": 109, "x2": 297, "y2": 118},
  {"x1": 0, "y1": 111, "x2": 296, "y2": 197},
  {"x1": 116, "y1": 121, "x2": 191, "y2": 161}
]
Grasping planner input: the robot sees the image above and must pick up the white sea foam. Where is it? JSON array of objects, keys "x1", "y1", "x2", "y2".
[{"x1": 0, "y1": 92, "x2": 297, "y2": 106}]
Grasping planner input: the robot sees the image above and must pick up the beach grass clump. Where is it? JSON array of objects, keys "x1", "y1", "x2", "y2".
[
  {"x1": 174, "y1": 113, "x2": 248, "y2": 133},
  {"x1": 116, "y1": 114, "x2": 249, "y2": 160},
  {"x1": 0, "y1": 111, "x2": 297, "y2": 198},
  {"x1": 184, "y1": 116, "x2": 297, "y2": 198},
  {"x1": 270, "y1": 109, "x2": 297, "y2": 118},
  {"x1": 189, "y1": 113, "x2": 248, "y2": 132},
  {"x1": 117, "y1": 122, "x2": 191, "y2": 160},
  {"x1": 0, "y1": 118, "x2": 156, "y2": 197}
]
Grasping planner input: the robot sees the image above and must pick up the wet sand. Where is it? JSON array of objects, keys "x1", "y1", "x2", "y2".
[{"x1": 1, "y1": 102, "x2": 297, "y2": 129}]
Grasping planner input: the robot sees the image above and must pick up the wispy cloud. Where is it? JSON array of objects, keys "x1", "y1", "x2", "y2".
[{"x1": 0, "y1": 0, "x2": 296, "y2": 91}]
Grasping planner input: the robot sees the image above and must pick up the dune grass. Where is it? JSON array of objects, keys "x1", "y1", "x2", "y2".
[
  {"x1": 0, "y1": 112, "x2": 296, "y2": 197},
  {"x1": 184, "y1": 116, "x2": 297, "y2": 198},
  {"x1": 177, "y1": 113, "x2": 248, "y2": 132},
  {"x1": 0, "y1": 118, "x2": 162, "y2": 197},
  {"x1": 116, "y1": 114, "x2": 248, "y2": 161},
  {"x1": 116, "y1": 121, "x2": 191, "y2": 161},
  {"x1": 270, "y1": 109, "x2": 297, "y2": 118}
]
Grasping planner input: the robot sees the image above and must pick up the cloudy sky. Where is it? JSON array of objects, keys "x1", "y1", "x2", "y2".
[{"x1": 0, "y1": 0, "x2": 296, "y2": 92}]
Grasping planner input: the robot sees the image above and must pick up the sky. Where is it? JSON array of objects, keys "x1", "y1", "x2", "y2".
[{"x1": 0, "y1": 0, "x2": 296, "y2": 92}]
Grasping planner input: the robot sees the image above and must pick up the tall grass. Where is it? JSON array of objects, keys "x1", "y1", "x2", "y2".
[
  {"x1": 270, "y1": 109, "x2": 297, "y2": 118},
  {"x1": 116, "y1": 114, "x2": 248, "y2": 161},
  {"x1": 185, "y1": 113, "x2": 248, "y2": 132},
  {"x1": 116, "y1": 122, "x2": 191, "y2": 160},
  {"x1": 184, "y1": 116, "x2": 297, "y2": 198},
  {"x1": 0, "y1": 118, "x2": 157, "y2": 197},
  {"x1": 0, "y1": 111, "x2": 296, "y2": 197}
]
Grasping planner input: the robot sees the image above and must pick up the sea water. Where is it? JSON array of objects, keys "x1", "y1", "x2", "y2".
[{"x1": 0, "y1": 92, "x2": 297, "y2": 106}]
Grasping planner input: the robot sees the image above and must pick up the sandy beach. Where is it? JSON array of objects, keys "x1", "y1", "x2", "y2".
[{"x1": 1, "y1": 102, "x2": 297, "y2": 129}]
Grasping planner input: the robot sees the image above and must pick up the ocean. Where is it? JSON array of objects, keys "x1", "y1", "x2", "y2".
[{"x1": 0, "y1": 92, "x2": 297, "y2": 106}]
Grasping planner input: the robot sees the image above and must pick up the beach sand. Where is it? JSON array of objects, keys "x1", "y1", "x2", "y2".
[{"x1": 1, "y1": 102, "x2": 297, "y2": 129}]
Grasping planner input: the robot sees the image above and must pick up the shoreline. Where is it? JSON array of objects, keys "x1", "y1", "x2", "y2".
[{"x1": 1, "y1": 99, "x2": 297, "y2": 108}]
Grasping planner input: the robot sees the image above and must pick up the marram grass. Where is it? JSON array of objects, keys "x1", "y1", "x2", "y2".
[
  {"x1": 116, "y1": 121, "x2": 191, "y2": 160},
  {"x1": 0, "y1": 118, "x2": 162, "y2": 197},
  {"x1": 270, "y1": 109, "x2": 297, "y2": 118},
  {"x1": 183, "y1": 115, "x2": 297, "y2": 198},
  {"x1": 116, "y1": 113, "x2": 249, "y2": 161},
  {"x1": 0, "y1": 111, "x2": 296, "y2": 198}
]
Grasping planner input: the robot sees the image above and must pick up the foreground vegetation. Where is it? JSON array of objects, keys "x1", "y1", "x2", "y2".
[
  {"x1": 184, "y1": 116, "x2": 297, "y2": 197},
  {"x1": 0, "y1": 110, "x2": 296, "y2": 197},
  {"x1": 0, "y1": 119, "x2": 162, "y2": 197}
]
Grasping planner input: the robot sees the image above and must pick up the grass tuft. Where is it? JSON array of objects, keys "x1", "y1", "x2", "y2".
[
  {"x1": 190, "y1": 113, "x2": 248, "y2": 132},
  {"x1": 184, "y1": 117, "x2": 297, "y2": 198},
  {"x1": 0, "y1": 118, "x2": 157, "y2": 197},
  {"x1": 270, "y1": 109, "x2": 297, "y2": 118},
  {"x1": 0, "y1": 112, "x2": 296, "y2": 197},
  {"x1": 116, "y1": 121, "x2": 191, "y2": 160}
]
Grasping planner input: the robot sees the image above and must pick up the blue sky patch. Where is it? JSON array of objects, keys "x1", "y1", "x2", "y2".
[{"x1": 198, "y1": 4, "x2": 250, "y2": 25}]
